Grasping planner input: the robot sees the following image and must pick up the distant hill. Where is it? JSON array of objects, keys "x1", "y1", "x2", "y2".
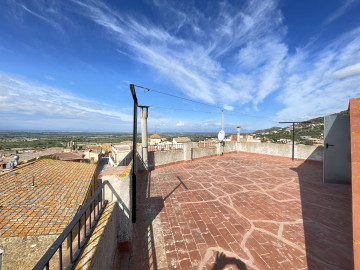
[{"x1": 251, "y1": 110, "x2": 348, "y2": 143}]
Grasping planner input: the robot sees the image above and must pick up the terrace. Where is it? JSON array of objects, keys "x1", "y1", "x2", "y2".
[
  {"x1": 29, "y1": 97, "x2": 358, "y2": 270},
  {"x1": 130, "y1": 152, "x2": 352, "y2": 269}
]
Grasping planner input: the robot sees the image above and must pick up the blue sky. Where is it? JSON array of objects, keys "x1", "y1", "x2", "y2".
[{"x1": 1, "y1": 0, "x2": 360, "y2": 132}]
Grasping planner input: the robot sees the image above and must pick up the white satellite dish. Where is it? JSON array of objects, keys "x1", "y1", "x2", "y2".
[{"x1": 218, "y1": 130, "x2": 225, "y2": 142}]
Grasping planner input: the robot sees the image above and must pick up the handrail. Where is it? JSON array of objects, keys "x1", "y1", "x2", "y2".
[{"x1": 33, "y1": 180, "x2": 112, "y2": 270}]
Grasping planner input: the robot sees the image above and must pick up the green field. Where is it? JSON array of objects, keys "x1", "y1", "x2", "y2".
[{"x1": 0, "y1": 132, "x2": 218, "y2": 150}]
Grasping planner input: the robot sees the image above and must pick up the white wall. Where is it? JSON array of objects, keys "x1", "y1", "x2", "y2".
[{"x1": 238, "y1": 141, "x2": 323, "y2": 161}]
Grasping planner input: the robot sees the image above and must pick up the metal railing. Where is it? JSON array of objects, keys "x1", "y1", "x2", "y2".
[
  {"x1": 148, "y1": 144, "x2": 184, "y2": 152},
  {"x1": 33, "y1": 181, "x2": 112, "y2": 270}
]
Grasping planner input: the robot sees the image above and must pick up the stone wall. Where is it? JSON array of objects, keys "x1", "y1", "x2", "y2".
[{"x1": 0, "y1": 235, "x2": 58, "y2": 270}]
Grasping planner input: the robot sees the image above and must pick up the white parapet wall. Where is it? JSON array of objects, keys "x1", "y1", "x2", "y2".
[
  {"x1": 192, "y1": 146, "x2": 217, "y2": 159},
  {"x1": 143, "y1": 140, "x2": 323, "y2": 170},
  {"x1": 148, "y1": 149, "x2": 184, "y2": 168},
  {"x1": 237, "y1": 141, "x2": 324, "y2": 161}
]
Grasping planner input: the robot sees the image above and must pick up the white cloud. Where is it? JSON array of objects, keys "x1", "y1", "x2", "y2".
[
  {"x1": 69, "y1": 0, "x2": 286, "y2": 106},
  {"x1": 176, "y1": 121, "x2": 184, "y2": 127},
  {"x1": 45, "y1": 76, "x2": 55, "y2": 80},
  {"x1": 276, "y1": 28, "x2": 360, "y2": 121},
  {"x1": 223, "y1": 105, "x2": 234, "y2": 111},
  {"x1": 0, "y1": 73, "x2": 132, "y2": 130},
  {"x1": 6, "y1": 0, "x2": 360, "y2": 126},
  {"x1": 333, "y1": 63, "x2": 360, "y2": 79}
]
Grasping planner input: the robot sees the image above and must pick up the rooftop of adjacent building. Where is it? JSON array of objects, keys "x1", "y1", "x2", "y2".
[
  {"x1": 150, "y1": 134, "x2": 161, "y2": 139},
  {"x1": 173, "y1": 137, "x2": 191, "y2": 143},
  {"x1": 53, "y1": 152, "x2": 84, "y2": 161},
  {"x1": 0, "y1": 159, "x2": 96, "y2": 237}
]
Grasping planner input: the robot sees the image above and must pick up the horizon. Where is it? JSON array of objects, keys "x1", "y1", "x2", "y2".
[{"x1": 1, "y1": 0, "x2": 359, "y2": 131}]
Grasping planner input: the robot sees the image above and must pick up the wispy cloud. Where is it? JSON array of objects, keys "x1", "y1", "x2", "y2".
[
  {"x1": 21, "y1": 4, "x2": 53, "y2": 24},
  {"x1": 176, "y1": 121, "x2": 184, "y2": 127},
  {"x1": 333, "y1": 63, "x2": 360, "y2": 79},
  {"x1": 68, "y1": 0, "x2": 286, "y2": 107},
  {"x1": 0, "y1": 73, "x2": 132, "y2": 130},
  {"x1": 323, "y1": 0, "x2": 360, "y2": 25},
  {"x1": 5, "y1": 0, "x2": 360, "y2": 126},
  {"x1": 6, "y1": 0, "x2": 73, "y2": 33},
  {"x1": 276, "y1": 28, "x2": 360, "y2": 121}
]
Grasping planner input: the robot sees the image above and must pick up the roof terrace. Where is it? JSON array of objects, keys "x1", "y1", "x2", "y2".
[{"x1": 130, "y1": 152, "x2": 352, "y2": 269}]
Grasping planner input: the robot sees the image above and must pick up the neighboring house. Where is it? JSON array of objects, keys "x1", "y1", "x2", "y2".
[
  {"x1": 150, "y1": 134, "x2": 162, "y2": 144},
  {"x1": 230, "y1": 135, "x2": 237, "y2": 141},
  {"x1": 82, "y1": 145, "x2": 103, "y2": 152},
  {"x1": 83, "y1": 149, "x2": 102, "y2": 162},
  {"x1": 101, "y1": 143, "x2": 112, "y2": 153},
  {"x1": 0, "y1": 160, "x2": 7, "y2": 169},
  {"x1": 240, "y1": 135, "x2": 261, "y2": 143},
  {"x1": 111, "y1": 145, "x2": 131, "y2": 165},
  {"x1": 53, "y1": 152, "x2": 84, "y2": 162},
  {"x1": 0, "y1": 159, "x2": 97, "y2": 270},
  {"x1": 63, "y1": 147, "x2": 73, "y2": 153},
  {"x1": 172, "y1": 137, "x2": 191, "y2": 144}
]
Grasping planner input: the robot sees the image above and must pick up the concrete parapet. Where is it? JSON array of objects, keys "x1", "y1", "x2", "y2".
[
  {"x1": 192, "y1": 146, "x2": 217, "y2": 159},
  {"x1": 183, "y1": 143, "x2": 192, "y2": 161},
  {"x1": 238, "y1": 141, "x2": 323, "y2": 161},
  {"x1": 101, "y1": 164, "x2": 131, "y2": 242}
]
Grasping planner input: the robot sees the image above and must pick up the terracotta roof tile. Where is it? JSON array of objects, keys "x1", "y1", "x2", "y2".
[{"x1": 0, "y1": 159, "x2": 96, "y2": 237}]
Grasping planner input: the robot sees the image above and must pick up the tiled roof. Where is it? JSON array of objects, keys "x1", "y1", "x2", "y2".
[
  {"x1": 173, "y1": 137, "x2": 191, "y2": 143},
  {"x1": 0, "y1": 159, "x2": 96, "y2": 237},
  {"x1": 98, "y1": 165, "x2": 131, "y2": 179},
  {"x1": 53, "y1": 152, "x2": 84, "y2": 161},
  {"x1": 150, "y1": 134, "x2": 161, "y2": 139}
]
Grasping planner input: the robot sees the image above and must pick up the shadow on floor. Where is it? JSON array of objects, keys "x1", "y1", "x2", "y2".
[
  {"x1": 210, "y1": 252, "x2": 247, "y2": 270},
  {"x1": 129, "y1": 154, "x2": 192, "y2": 269},
  {"x1": 129, "y1": 154, "x2": 163, "y2": 269},
  {"x1": 292, "y1": 158, "x2": 353, "y2": 269}
]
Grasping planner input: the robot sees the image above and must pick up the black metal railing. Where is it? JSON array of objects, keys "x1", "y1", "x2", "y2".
[
  {"x1": 148, "y1": 143, "x2": 184, "y2": 152},
  {"x1": 33, "y1": 181, "x2": 113, "y2": 270}
]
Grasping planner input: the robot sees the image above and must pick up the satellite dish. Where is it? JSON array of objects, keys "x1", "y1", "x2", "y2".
[{"x1": 218, "y1": 130, "x2": 225, "y2": 142}]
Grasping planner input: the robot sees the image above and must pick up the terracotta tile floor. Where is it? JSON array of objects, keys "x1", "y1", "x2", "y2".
[{"x1": 129, "y1": 153, "x2": 353, "y2": 270}]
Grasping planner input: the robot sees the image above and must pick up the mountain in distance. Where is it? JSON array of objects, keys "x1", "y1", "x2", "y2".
[{"x1": 251, "y1": 110, "x2": 348, "y2": 143}]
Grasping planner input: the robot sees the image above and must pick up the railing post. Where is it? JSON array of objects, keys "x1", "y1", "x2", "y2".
[{"x1": 59, "y1": 244, "x2": 63, "y2": 270}]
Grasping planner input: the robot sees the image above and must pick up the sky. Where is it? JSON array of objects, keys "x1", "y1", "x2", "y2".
[{"x1": 0, "y1": 0, "x2": 360, "y2": 133}]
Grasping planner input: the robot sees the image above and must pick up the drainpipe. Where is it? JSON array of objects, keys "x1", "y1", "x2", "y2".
[{"x1": 139, "y1": 106, "x2": 149, "y2": 166}]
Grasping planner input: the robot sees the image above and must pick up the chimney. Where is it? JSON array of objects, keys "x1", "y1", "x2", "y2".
[
  {"x1": 237, "y1": 126, "x2": 241, "y2": 143},
  {"x1": 140, "y1": 106, "x2": 149, "y2": 165}
]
